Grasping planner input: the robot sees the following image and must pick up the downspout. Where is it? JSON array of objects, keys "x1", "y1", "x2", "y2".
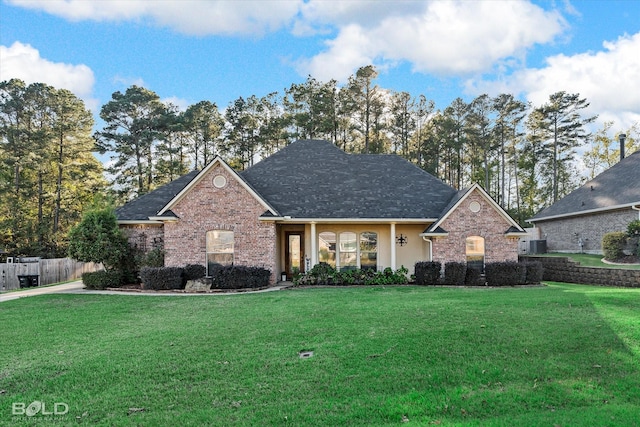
[{"x1": 633, "y1": 205, "x2": 640, "y2": 220}]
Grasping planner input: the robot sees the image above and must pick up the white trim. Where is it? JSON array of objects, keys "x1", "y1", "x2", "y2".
[
  {"x1": 157, "y1": 157, "x2": 277, "y2": 217},
  {"x1": 117, "y1": 220, "x2": 163, "y2": 225},
  {"x1": 529, "y1": 202, "x2": 640, "y2": 223},
  {"x1": 390, "y1": 223, "x2": 396, "y2": 270},
  {"x1": 429, "y1": 183, "x2": 525, "y2": 233},
  {"x1": 310, "y1": 222, "x2": 317, "y2": 266},
  {"x1": 148, "y1": 216, "x2": 179, "y2": 222},
  {"x1": 261, "y1": 217, "x2": 437, "y2": 224}
]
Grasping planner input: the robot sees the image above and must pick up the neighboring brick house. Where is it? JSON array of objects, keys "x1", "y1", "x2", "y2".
[
  {"x1": 528, "y1": 149, "x2": 640, "y2": 254},
  {"x1": 116, "y1": 139, "x2": 527, "y2": 283}
]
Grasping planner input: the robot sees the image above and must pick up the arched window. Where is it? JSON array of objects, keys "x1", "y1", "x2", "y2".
[
  {"x1": 360, "y1": 231, "x2": 377, "y2": 271},
  {"x1": 318, "y1": 231, "x2": 336, "y2": 267},
  {"x1": 466, "y1": 236, "x2": 485, "y2": 272},
  {"x1": 206, "y1": 230, "x2": 234, "y2": 275}
]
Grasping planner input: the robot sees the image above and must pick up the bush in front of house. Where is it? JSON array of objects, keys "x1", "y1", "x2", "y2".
[
  {"x1": 293, "y1": 264, "x2": 409, "y2": 286},
  {"x1": 522, "y1": 261, "x2": 544, "y2": 284},
  {"x1": 485, "y1": 262, "x2": 527, "y2": 286},
  {"x1": 443, "y1": 262, "x2": 466, "y2": 285},
  {"x1": 211, "y1": 265, "x2": 271, "y2": 290},
  {"x1": 140, "y1": 267, "x2": 185, "y2": 290},
  {"x1": 82, "y1": 270, "x2": 123, "y2": 289},
  {"x1": 414, "y1": 261, "x2": 442, "y2": 285},
  {"x1": 183, "y1": 264, "x2": 206, "y2": 281},
  {"x1": 464, "y1": 267, "x2": 485, "y2": 286},
  {"x1": 602, "y1": 232, "x2": 628, "y2": 261}
]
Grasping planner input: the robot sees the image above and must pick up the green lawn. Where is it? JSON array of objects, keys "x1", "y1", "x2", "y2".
[{"x1": 1, "y1": 284, "x2": 639, "y2": 426}]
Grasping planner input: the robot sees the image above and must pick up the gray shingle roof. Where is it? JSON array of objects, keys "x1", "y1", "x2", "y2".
[
  {"x1": 531, "y1": 150, "x2": 640, "y2": 221},
  {"x1": 116, "y1": 170, "x2": 199, "y2": 221},
  {"x1": 241, "y1": 139, "x2": 457, "y2": 218},
  {"x1": 116, "y1": 139, "x2": 459, "y2": 221}
]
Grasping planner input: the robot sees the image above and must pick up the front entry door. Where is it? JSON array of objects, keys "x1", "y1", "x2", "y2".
[{"x1": 285, "y1": 232, "x2": 305, "y2": 280}]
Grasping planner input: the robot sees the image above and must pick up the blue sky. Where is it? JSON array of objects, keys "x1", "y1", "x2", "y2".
[{"x1": 1, "y1": 0, "x2": 639, "y2": 137}]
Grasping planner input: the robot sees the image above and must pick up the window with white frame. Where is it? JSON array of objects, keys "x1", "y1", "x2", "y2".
[{"x1": 318, "y1": 231, "x2": 377, "y2": 271}]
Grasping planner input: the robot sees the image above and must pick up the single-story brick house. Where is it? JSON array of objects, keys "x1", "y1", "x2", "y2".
[
  {"x1": 116, "y1": 139, "x2": 527, "y2": 283},
  {"x1": 528, "y1": 149, "x2": 640, "y2": 254}
]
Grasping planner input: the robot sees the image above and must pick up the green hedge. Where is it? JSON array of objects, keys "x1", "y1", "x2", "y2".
[
  {"x1": 211, "y1": 265, "x2": 271, "y2": 290},
  {"x1": 184, "y1": 264, "x2": 206, "y2": 281},
  {"x1": 443, "y1": 262, "x2": 466, "y2": 285},
  {"x1": 414, "y1": 261, "x2": 442, "y2": 285},
  {"x1": 82, "y1": 270, "x2": 123, "y2": 290},
  {"x1": 140, "y1": 267, "x2": 185, "y2": 290},
  {"x1": 602, "y1": 232, "x2": 627, "y2": 261}
]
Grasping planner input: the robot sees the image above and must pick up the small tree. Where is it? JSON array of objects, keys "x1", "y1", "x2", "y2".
[{"x1": 67, "y1": 208, "x2": 130, "y2": 271}]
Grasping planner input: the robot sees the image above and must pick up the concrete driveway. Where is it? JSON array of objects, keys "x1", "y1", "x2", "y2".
[
  {"x1": 0, "y1": 281, "x2": 289, "y2": 302},
  {"x1": 0, "y1": 280, "x2": 85, "y2": 303}
]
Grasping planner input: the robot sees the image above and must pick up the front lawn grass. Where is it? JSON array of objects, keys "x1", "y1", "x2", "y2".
[{"x1": 1, "y1": 284, "x2": 639, "y2": 426}]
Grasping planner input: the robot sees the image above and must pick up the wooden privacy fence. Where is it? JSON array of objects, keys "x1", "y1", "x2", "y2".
[{"x1": 0, "y1": 258, "x2": 103, "y2": 291}]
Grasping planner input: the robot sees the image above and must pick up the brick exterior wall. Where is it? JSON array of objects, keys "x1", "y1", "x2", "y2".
[
  {"x1": 431, "y1": 190, "x2": 519, "y2": 264},
  {"x1": 526, "y1": 256, "x2": 640, "y2": 287},
  {"x1": 534, "y1": 208, "x2": 638, "y2": 254},
  {"x1": 163, "y1": 164, "x2": 277, "y2": 283},
  {"x1": 121, "y1": 224, "x2": 164, "y2": 254}
]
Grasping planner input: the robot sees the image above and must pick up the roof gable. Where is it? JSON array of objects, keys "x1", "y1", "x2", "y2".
[
  {"x1": 530, "y1": 150, "x2": 640, "y2": 221},
  {"x1": 158, "y1": 157, "x2": 277, "y2": 217},
  {"x1": 423, "y1": 183, "x2": 526, "y2": 234}
]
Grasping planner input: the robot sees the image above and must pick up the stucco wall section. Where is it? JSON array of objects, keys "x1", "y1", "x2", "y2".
[
  {"x1": 534, "y1": 209, "x2": 638, "y2": 254},
  {"x1": 431, "y1": 190, "x2": 519, "y2": 264},
  {"x1": 121, "y1": 224, "x2": 164, "y2": 254},
  {"x1": 163, "y1": 164, "x2": 277, "y2": 282}
]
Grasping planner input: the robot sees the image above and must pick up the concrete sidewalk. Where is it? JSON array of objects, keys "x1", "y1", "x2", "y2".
[{"x1": 0, "y1": 281, "x2": 291, "y2": 302}]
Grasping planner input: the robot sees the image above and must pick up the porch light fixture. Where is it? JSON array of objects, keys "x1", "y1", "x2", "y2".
[{"x1": 396, "y1": 234, "x2": 408, "y2": 246}]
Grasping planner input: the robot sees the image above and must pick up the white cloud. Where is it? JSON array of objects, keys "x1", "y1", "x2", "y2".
[
  {"x1": 0, "y1": 41, "x2": 95, "y2": 98},
  {"x1": 7, "y1": 0, "x2": 302, "y2": 36},
  {"x1": 468, "y1": 32, "x2": 640, "y2": 130},
  {"x1": 296, "y1": 0, "x2": 566, "y2": 81}
]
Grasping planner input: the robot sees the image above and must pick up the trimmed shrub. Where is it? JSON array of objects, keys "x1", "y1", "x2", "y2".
[
  {"x1": 211, "y1": 266, "x2": 271, "y2": 290},
  {"x1": 415, "y1": 261, "x2": 442, "y2": 285},
  {"x1": 465, "y1": 267, "x2": 484, "y2": 286},
  {"x1": 140, "y1": 267, "x2": 184, "y2": 290},
  {"x1": 82, "y1": 270, "x2": 122, "y2": 290},
  {"x1": 485, "y1": 262, "x2": 526, "y2": 286},
  {"x1": 627, "y1": 220, "x2": 640, "y2": 236},
  {"x1": 522, "y1": 261, "x2": 543, "y2": 284},
  {"x1": 602, "y1": 232, "x2": 627, "y2": 261},
  {"x1": 443, "y1": 262, "x2": 466, "y2": 286},
  {"x1": 184, "y1": 264, "x2": 206, "y2": 281},
  {"x1": 136, "y1": 248, "x2": 165, "y2": 268}
]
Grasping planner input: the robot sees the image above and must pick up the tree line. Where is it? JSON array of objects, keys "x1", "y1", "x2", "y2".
[{"x1": 1, "y1": 67, "x2": 638, "y2": 257}]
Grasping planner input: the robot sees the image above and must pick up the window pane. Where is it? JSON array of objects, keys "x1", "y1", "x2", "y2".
[
  {"x1": 339, "y1": 232, "x2": 357, "y2": 269},
  {"x1": 207, "y1": 230, "x2": 234, "y2": 253},
  {"x1": 207, "y1": 230, "x2": 234, "y2": 275},
  {"x1": 318, "y1": 232, "x2": 336, "y2": 267},
  {"x1": 360, "y1": 231, "x2": 377, "y2": 271},
  {"x1": 466, "y1": 236, "x2": 484, "y2": 272}
]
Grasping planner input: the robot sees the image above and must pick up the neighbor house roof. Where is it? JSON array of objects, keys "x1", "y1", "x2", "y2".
[
  {"x1": 116, "y1": 139, "x2": 466, "y2": 222},
  {"x1": 530, "y1": 150, "x2": 640, "y2": 222}
]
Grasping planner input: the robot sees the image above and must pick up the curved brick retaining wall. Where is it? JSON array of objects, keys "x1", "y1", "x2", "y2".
[{"x1": 523, "y1": 256, "x2": 640, "y2": 287}]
